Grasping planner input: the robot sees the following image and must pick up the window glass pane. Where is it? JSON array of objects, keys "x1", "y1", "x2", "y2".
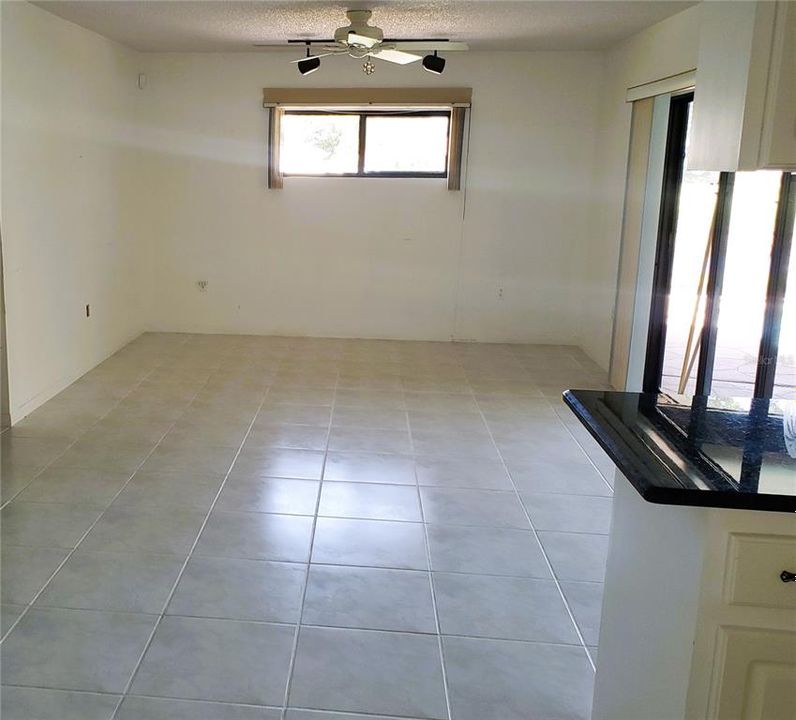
[
  {"x1": 711, "y1": 170, "x2": 782, "y2": 397},
  {"x1": 364, "y1": 115, "x2": 449, "y2": 174},
  {"x1": 661, "y1": 103, "x2": 720, "y2": 396},
  {"x1": 773, "y1": 202, "x2": 796, "y2": 401},
  {"x1": 280, "y1": 114, "x2": 359, "y2": 175}
]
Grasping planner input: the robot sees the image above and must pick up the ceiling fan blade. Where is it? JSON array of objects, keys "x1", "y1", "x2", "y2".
[
  {"x1": 347, "y1": 31, "x2": 379, "y2": 48},
  {"x1": 288, "y1": 50, "x2": 341, "y2": 62},
  {"x1": 391, "y1": 41, "x2": 469, "y2": 52},
  {"x1": 371, "y1": 48, "x2": 422, "y2": 65}
]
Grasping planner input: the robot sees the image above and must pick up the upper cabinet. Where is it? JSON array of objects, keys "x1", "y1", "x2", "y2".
[{"x1": 689, "y1": 1, "x2": 796, "y2": 171}]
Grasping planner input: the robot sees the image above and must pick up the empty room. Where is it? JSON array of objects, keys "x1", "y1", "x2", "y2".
[{"x1": 1, "y1": 1, "x2": 794, "y2": 719}]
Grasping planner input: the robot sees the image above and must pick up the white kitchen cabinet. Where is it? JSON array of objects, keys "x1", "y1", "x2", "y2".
[
  {"x1": 710, "y1": 627, "x2": 796, "y2": 720},
  {"x1": 689, "y1": 1, "x2": 796, "y2": 171},
  {"x1": 688, "y1": 521, "x2": 796, "y2": 720},
  {"x1": 591, "y1": 477, "x2": 796, "y2": 720}
]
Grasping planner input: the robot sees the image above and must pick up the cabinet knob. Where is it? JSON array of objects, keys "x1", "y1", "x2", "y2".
[{"x1": 780, "y1": 570, "x2": 796, "y2": 583}]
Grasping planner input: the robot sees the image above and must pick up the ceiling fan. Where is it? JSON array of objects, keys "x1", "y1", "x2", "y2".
[{"x1": 258, "y1": 10, "x2": 468, "y2": 75}]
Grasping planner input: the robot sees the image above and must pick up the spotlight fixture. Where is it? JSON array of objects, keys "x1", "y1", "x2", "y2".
[
  {"x1": 422, "y1": 50, "x2": 445, "y2": 75},
  {"x1": 297, "y1": 47, "x2": 321, "y2": 75}
]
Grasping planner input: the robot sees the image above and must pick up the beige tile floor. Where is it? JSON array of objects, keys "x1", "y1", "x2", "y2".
[{"x1": 0, "y1": 333, "x2": 613, "y2": 720}]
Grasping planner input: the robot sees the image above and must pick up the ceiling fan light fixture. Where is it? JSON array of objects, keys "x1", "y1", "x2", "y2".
[
  {"x1": 422, "y1": 50, "x2": 445, "y2": 74},
  {"x1": 297, "y1": 46, "x2": 321, "y2": 75},
  {"x1": 285, "y1": 11, "x2": 467, "y2": 72}
]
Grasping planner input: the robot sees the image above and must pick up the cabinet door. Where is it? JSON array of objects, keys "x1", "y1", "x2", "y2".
[
  {"x1": 688, "y1": 1, "x2": 774, "y2": 171},
  {"x1": 710, "y1": 627, "x2": 796, "y2": 720},
  {"x1": 689, "y1": 1, "x2": 795, "y2": 171},
  {"x1": 760, "y1": 1, "x2": 796, "y2": 169},
  {"x1": 724, "y1": 534, "x2": 796, "y2": 610}
]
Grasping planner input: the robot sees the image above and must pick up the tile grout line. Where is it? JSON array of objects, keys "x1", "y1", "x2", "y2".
[
  {"x1": 4, "y1": 490, "x2": 615, "y2": 512},
  {"x1": 0, "y1": 338, "x2": 200, "y2": 643},
  {"x1": 469, "y1": 382, "x2": 599, "y2": 673},
  {"x1": 6, "y1": 544, "x2": 596, "y2": 581},
  {"x1": 552, "y1": 405, "x2": 615, "y2": 494},
  {"x1": 279, "y1": 357, "x2": 341, "y2": 720},
  {"x1": 406, "y1": 387, "x2": 454, "y2": 720},
  {"x1": 108, "y1": 360, "x2": 276, "y2": 720},
  {"x1": 0, "y1": 614, "x2": 596, "y2": 645}
]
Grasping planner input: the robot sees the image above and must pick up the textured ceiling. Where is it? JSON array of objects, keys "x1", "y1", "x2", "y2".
[{"x1": 33, "y1": 1, "x2": 695, "y2": 52}]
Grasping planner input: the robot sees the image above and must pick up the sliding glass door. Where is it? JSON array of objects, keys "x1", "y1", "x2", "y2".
[{"x1": 644, "y1": 93, "x2": 796, "y2": 401}]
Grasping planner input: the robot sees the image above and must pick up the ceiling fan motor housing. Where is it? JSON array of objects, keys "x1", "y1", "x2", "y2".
[{"x1": 334, "y1": 9, "x2": 384, "y2": 45}]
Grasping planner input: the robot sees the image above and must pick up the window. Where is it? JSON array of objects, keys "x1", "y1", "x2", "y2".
[
  {"x1": 644, "y1": 93, "x2": 796, "y2": 402},
  {"x1": 263, "y1": 87, "x2": 472, "y2": 190},
  {"x1": 279, "y1": 110, "x2": 451, "y2": 178}
]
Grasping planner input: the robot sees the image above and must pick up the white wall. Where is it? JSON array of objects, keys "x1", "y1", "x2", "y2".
[
  {"x1": 579, "y1": 6, "x2": 701, "y2": 369},
  {"x1": 1, "y1": 1, "x2": 148, "y2": 421},
  {"x1": 1, "y1": 0, "x2": 703, "y2": 421},
  {"x1": 136, "y1": 51, "x2": 604, "y2": 343}
]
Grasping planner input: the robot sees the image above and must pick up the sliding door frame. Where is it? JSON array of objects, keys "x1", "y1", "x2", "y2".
[
  {"x1": 642, "y1": 92, "x2": 795, "y2": 400},
  {"x1": 693, "y1": 172, "x2": 734, "y2": 396},
  {"x1": 642, "y1": 92, "x2": 693, "y2": 393},
  {"x1": 753, "y1": 172, "x2": 796, "y2": 398}
]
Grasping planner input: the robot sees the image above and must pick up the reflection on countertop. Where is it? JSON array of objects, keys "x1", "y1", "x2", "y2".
[{"x1": 564, "y1": 390, "x2": 796, "y2": 513}]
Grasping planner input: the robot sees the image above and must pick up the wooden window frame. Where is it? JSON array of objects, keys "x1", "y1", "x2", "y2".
[
  {"x1": 264, "y1": 87, "x2": 471, "y2": 191},
  {"x1": 267, "y1": 107, "x2": 283, "y2": 189}
]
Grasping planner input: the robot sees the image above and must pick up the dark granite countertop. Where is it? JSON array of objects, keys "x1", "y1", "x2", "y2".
[{"x1": 564, "y1": 390, "x2": 796, "y2": 513}]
